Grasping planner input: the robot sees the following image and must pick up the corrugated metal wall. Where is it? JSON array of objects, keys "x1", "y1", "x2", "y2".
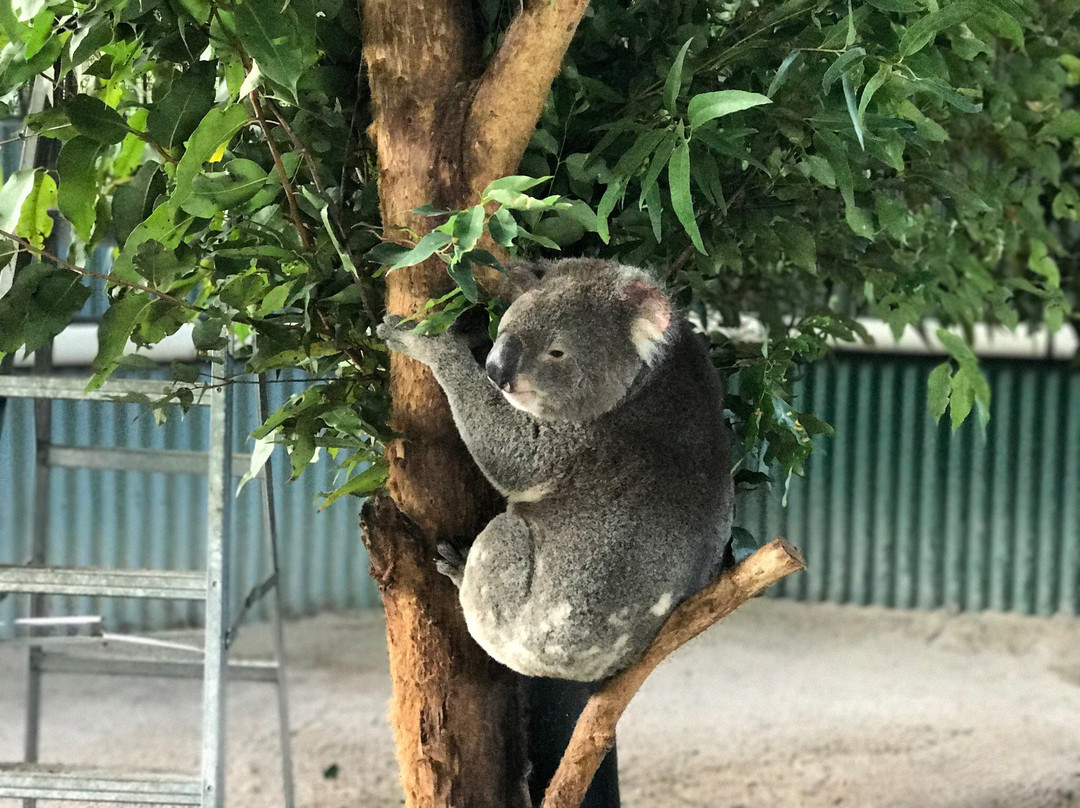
[
  {"x1": 739, "y1": 353, "x2": 1080, "y2": 616},
  {"x1": 0, "y1": 368, "x2": 381, "y2": 639},
  {"x1": 3, "y1": 352, "x2": 1078, "y2": 638}
]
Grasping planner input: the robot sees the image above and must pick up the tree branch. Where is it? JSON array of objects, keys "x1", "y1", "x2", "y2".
[
  {"x1": 248, "y1": 89, "x2": 313, "y2": 252},
  {"x1": 465, "y1": 0, "x2": 591, "y2": 196},
  {"x1": 0, "y1": 228, "x2": 197, "y2": 310},
  {"x1": 315, "y1": 307, "x2": 367, "y2": 372},
  {"x1": 542, "y1": 538, "x2": 806, "y2": 808}
]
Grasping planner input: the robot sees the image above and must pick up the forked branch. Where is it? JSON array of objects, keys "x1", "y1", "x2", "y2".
[
  {"x1": 466, "y1": 0, "x2": 592, "y2": 194},
  {"x1": 542, "y1": 538, "x2": 806, "y2": 808}
]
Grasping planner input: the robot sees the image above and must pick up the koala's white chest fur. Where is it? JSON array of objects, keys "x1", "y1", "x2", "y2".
[{"x1": 506, "y1": 482, "x2": 553, "y2": 503}]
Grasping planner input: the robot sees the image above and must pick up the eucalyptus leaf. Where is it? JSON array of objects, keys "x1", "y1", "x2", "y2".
[
  {"x1": 90, "y1": 293, "x2": 154, "y2": 388},
  {"x1": 68, "y1": 16, "x2": 114, "y2": 68},
  {"x1": 318, "y1": 461, "x2": 389, "y2": 510},
  {"x1": 663, "y1": 38, "x2": 694, "y2": 112},
  {"x1": 66, "y1": 95, "x2": 130, "y2": 145},
  {"x1": 515, "y1": 228, "x2": 561, "y2": 250},
  {"x1": 448, "y1": 257, "x2": 479, "y2": 302},
  {"x1": 767, "y1": 52, "x2": 799, "y2": 98},
  {"x1": 366, "y1": 242, "x2": 413, "y2": 266},
  {"x1": 489, "y1": 207, "x2": 518, "y2": 247},
  {"x1": 858, "y1": 65, "x2": 892, "y2": 129},
  {"x1": 904, "y1": 76, "x2": 982, "y2": 113},
  {"x1": 482, "y1": 175, "x2": 552, "y2": 197},
  {"x1": 172, "y1": 104, "x2": 250, "y2": 209},
  {"x1": 147, "y1": 61, "x2": 218, "y2": 148},
  {"x1": 231, "y1": 1, "x2": 317, "y2": 103},
  {"x1": 0, "y1": 262, "x2": 91, "y2": 354},
  {"x1": 15, "y1": 170, "x2": 56, "y2": 249},
  {"x1": 0, "y1": 171, "x2": 41, "y2": 266},
  {"x1": 485, "y1": 189, "x2": 563, "y2": 211},
  {"x1": 1038, "y1": 110, "x2": 1080, "y2": 141},
  {"x1": 948, "y1": 368, "x2": 976, "y2": 431},
  {"x1": 668, "y1": 133, "x2": 706, "y2": 254},
  {"x1": 775, "y1": 222, "x2": 816, "y2": 271},
  {"x1": 899, "y1": 1, "x2": 979, "y2": 57},
  {"x1": 56, "y1": 137, "x2": 104, "y2": 241},
  {"x1": 453, "y1": 205, "x2": 485, "y2": 253},
  {"x1": 822, "y1": 47, "x2": 865, "y2": 93},
  {"x1": 385, "y1": 231, "x2": 452, "y2": 271},
  {"x1": 687, "y1": 90, "x2": 771, "y2": 131},
  {"x1": 112, "y1": 162, "x2": 166, "y2": 244},
  {"x1": 927, "y1": 362, "x2": 951, "y2": 423},
  {"x1": 841, "y1": 74, "x2": 865, "y2": 150}
]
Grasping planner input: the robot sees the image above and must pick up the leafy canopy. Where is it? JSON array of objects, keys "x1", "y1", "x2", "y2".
[{"x1": 0, "y1": 0, "x2": 1076, "y2": 506}]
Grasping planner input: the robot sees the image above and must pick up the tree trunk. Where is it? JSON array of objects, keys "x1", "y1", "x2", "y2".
[{"x1": 358, "y1": 0, "x2": 594, "y2": 803}]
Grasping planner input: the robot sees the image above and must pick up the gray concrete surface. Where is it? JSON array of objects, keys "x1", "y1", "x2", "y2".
[{"x1": 1, "y1": 599, "x2": 1079, "y2": 807}]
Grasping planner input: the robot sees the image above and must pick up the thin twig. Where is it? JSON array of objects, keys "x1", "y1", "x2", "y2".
[
  {"x1": 316, "y1": 308, "x2": 367, "y2": 371},
  {"x1": 264, "y1": 97, "x2": 353, "y2": 251},
  {"x1": 665, "y1": 243, "x2": 698, "y2": 280},
  {"x1": 264, "y1": 98, "x2": 325, "y2": 195},
  {"x1": 0, "y1": 228, "x2": 198, "y2": 310},
  {"x1": 249, "y1": 89, "x2": 313, "y2": 251},
  {"x1": 137, "y1": 132, "x2": 178, "y2": 165}
]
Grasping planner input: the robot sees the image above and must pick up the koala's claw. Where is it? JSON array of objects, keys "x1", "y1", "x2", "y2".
[
  {"x1": 376, "y1": 315, "x2": 410, "y2": 351},
  {"x1": 373, "y1": 313, "x2": 403, "y2": 343},
  {"x1": 435, "y1": 541, "x2": 468, "y2": 588},
  {"x1": 378, "y1": 314, "x2": 405, "y2": 330},
  {"x1": 435, "y1": 560, "x2": 463, "y2": 588}
]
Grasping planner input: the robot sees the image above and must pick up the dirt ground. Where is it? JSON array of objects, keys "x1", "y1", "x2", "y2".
[{"x1": 2, "y1": 598, "x2": 1079, "y2": 808}]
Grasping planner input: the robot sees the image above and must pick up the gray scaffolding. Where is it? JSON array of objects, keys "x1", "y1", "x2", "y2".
[{"x1": 0, "y1": 353, "x2": 296, "y2": 807}]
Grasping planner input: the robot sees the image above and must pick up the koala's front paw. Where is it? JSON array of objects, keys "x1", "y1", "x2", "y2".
[{"x1": 377, "y1": 315, "x2": 430, "y2": 362}]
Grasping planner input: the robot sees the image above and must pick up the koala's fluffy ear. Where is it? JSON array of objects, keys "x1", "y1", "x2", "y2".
[
  {"x1": 620, "y1": 278, "x2": 673, "y2": 365},
  {"x1": 498, "y1": 262, "x2": 546, "y2": 302}
]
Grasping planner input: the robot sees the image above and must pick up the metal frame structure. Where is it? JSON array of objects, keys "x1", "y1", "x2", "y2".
[{"x1": 0, "y1": 355, "x2": 295, "y2": 807}]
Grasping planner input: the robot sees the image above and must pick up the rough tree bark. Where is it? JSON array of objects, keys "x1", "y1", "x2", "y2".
[{"x1": 357, "y1": 0, "x2": 592, "y2": 805}]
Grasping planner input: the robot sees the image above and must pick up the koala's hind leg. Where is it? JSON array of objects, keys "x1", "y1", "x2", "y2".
[{"x1": 458, "y1": 512, "x2": 541, "y2": 670}]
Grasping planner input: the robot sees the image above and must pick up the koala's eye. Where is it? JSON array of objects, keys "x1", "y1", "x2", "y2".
[{"x1": 547, "y1": 349, "x2": 565, "y2": 359}]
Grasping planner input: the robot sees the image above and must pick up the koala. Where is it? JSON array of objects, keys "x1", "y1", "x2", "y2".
[{"x1": 378, "y1": 258, "x2": 733, "y2": 681}]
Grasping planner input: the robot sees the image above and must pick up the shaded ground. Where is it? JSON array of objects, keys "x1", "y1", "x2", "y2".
[{"x1": 2, "y1": 599, "x2": 1079, "y2": 807}]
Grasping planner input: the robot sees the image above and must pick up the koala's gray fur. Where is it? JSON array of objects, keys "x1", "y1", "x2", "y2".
[{"x1": 378, "y1": 258, "x2": 733, "y2": 681}]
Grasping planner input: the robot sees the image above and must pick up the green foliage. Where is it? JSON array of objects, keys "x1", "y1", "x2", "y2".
[
  {"x1": 0, "y1": 0, "x2": 382, "y2": 506},
  {"x1": 523, "y1": 0, "x2": 1078, "y2": 477},
  {"x1": 367, "y1": 176, "x2": 575, "y2": 311},
  {"x1": 0, "y1": 0, "x2": 1077, "y2": 511},
  {"x1": 0, "y1": 261, "x2": 91, "y2": 354},
  {"x1": 931, "y1": 328, "x2": 991, "y2": 430}
]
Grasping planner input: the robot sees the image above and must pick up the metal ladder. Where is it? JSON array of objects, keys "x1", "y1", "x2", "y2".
[{"x1": 0, "y1": 349, "x2": 296, "y2": 807}]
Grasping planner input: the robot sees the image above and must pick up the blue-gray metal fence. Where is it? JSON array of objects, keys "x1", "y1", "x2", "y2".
[
  {"x1": 3, "y1": 351, "x2": 1078, "y2": 638},
  {"x1": 740, "y1": 352, "x2": 1080, "y2": 616}
]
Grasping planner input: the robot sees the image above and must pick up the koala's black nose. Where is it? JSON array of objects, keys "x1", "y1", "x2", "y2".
[{"x1": 486, "y1": 335, "x2": 522, "y2": 390}]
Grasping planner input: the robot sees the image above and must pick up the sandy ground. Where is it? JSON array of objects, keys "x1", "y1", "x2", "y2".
[{"x1": 2, "y1": 599, "x2": 1080, "y2": 808}]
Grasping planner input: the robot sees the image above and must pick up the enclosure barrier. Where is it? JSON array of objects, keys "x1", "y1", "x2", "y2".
[
  {"x1": 0, "y1": 357, "x2": 295, "y2": 807},
  {"x1": 2, "y1": 352, "x2": 1078, "y2": 635}
]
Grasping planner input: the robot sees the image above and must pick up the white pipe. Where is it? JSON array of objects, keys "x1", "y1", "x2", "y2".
[
  {"x1": 841, "y1": 318, "x2": 1078, "y2": 361},
  {"x1": 13, "y1": 322, "x2": 198, "y2": 367},
  {"x1": 712, "y1": 317, "x2": 1078, "y2": 361}
]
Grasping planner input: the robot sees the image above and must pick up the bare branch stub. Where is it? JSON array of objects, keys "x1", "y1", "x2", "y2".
[{"x1": 542, "y1": 538, "x2": 806, "y2": 808}]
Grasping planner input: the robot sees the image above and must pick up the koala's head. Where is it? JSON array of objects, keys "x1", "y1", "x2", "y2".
[{"x1": 485, "y1": 259, "x2": 673, "y2": 422}]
